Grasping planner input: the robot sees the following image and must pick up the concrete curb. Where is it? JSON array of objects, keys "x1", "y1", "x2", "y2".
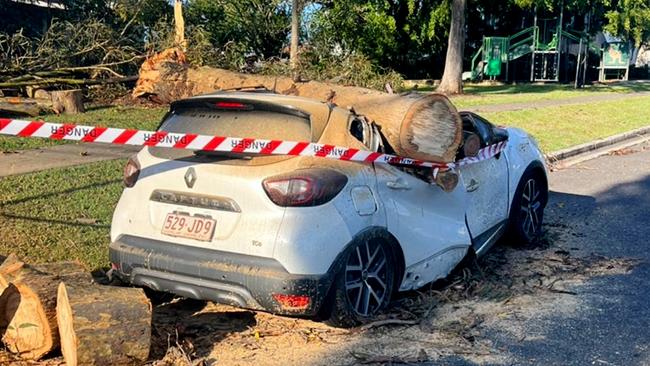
[
  {"x1": 545, "y1": 126, "x2": 650, "y2": 170},
  {"x1": 546, "y1": 125, "x2": 650, "y2": 165}
]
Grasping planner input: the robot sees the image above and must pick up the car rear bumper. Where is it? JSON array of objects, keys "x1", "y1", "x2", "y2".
[{"x1": 109, "y1": 235, "x2": 335, "y2": 316}]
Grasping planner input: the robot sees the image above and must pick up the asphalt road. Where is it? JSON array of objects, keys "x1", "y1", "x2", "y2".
[{"x1": 462, "y1": 142, "x2": 650, "y2": 365}]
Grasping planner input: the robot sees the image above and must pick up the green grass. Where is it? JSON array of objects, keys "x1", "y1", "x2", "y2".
[
  {"x1": 483, "y1": 95, "x2": 650, "y2": 152},
  {"x1": 410, "y1": 82, "x2": 650, "y2": 109},
  {"x1": 0, "y1": 106, "x2": 167, "y2": 151},
  {"x1": 0, "y1": 159, "x2": 124, "y2": 270}
]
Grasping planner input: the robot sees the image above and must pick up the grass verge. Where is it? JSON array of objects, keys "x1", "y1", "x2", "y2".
[
  {"x1": 414, "y1": 82, "x2": 650, "y2": 109},
  {"x1": 0, "y1": 159, "x2": 124, "y2": 269},
  {"x1": 482, "y1": 95, "x2": 650, "y2": 152},
  {"x1": 0, "y1": 106, "x2": 167, "y2": 151}
]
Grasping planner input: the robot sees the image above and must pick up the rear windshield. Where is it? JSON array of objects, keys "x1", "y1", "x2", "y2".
[{"x1": 159, "y1": 108, "x2": 313, "y2": 142}]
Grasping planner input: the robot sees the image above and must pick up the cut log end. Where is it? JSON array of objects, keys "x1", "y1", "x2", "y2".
[
  {"x1": 56, "y1": 282, "x2": 77, "y2": 366},
  {"x1": 0, "y1": 258, "x2": 91, "y2": 361},
  {"x1": 2, "y1": 282, "x2": 54, "y2": 359}
]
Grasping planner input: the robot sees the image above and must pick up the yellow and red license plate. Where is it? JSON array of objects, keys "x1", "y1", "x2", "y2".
[{"x1": 161, "y1": 213, "x2": 216, "y2": 242}]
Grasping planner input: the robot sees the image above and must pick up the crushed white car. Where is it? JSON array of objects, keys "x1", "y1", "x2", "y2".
[{"x1": 110, "y1": 91, "x2": 548, "y2": 326}]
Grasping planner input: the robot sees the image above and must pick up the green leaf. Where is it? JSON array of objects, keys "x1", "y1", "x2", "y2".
[{"x1": 18, "y1": 323, "x2": 38, "y2": 329}]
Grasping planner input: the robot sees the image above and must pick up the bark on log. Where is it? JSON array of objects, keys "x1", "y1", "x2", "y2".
[
  {"x1": 0, "y1": 259, "x2": 90, "y2": 360},
  {"x1": 0, "y1": 97, "x2": 53, "y2": 116},
  {"x1": 57, "y1": 283, "x2": 151, "y2": 366},
  {"x1": 133, "y1": 51, "x2": 463, "y2": 162},
  {"x1": 51, "y1": 90, "x2": 84, "y2": 115}
]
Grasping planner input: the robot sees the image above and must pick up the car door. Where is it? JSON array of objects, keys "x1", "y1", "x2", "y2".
[
  {"x1": 373, "y1": 164, "x2": 471, "y2": 291},
  {"x1": 458, "y1": 113, "x2": 509, "y2": 252}
]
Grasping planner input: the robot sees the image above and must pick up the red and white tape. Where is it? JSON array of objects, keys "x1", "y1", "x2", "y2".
[{"x1": 0, "y1": 119, "x2": 506, "y2": 171}]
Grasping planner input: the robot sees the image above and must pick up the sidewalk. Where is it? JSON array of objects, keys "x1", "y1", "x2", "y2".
[{"x1": 0, "y1": 143, "x2": 139, "y2": 177}]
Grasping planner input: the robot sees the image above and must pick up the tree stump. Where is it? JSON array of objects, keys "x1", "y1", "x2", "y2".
[
  {"x1": 51, "y1": 89, "x2": 85, "y2": 115},
  {"x1": 57, "y1": 283, "x2": 152, "y2": 366},
  {"x1": 0, "y1": 258, "x2": 90, "y2": 360}
]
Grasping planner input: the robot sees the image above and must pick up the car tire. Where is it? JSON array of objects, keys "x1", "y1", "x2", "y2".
[
  {"x1": 323, "y1": 234, "x2": 397, "y2": 327},
  {"x1": 507, "y1": 168, "x2": 547, "y2": 244}
]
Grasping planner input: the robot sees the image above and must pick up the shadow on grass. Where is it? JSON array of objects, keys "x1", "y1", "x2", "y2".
[
  {"x1": 1, "y1": 178, "x2": 120, "y2": 206},
  {"x1": 0, "y1": 212, "x2": 110, "y2": 228}
]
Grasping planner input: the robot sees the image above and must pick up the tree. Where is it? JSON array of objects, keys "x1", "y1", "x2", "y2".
[
  {"x1": 184, "y1": 0, "x2": 289, "y2": 59},
  {"x1": 437, "y1": 0, "x2": 467, "y2": 94},
  {"x1": 311, "y1": 0, "x2": 450, "y2": 78},
  {"x1": 290, "y1": 0, "x2": 303, "y2": 77},
  {"x1": 604, "y1": 0, "x2": 650, "y2": 46},
  {"x1": 174, "y1": 0, "x2": 186, "y2": 51}
]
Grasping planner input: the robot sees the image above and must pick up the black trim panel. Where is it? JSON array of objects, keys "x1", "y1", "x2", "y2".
[{"x1": 109, "y1": 235, "x2": 334, "y2": 315}]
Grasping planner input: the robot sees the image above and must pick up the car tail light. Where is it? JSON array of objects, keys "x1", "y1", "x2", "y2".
[
  {"x1": 214, "y1": 101, "x2": 251, "y2": 110},
  {"x1": 272, "y1": 294, "x2": 311, "y2": 310},
  {"x1": 262, "y1": 169, "x2": 348, "y2": 207},
  {"x1": 123, "y1": 156, "x2": 140, "y2": 188}
]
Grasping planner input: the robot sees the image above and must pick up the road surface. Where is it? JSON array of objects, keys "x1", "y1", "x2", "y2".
[{"x1": 458, "y1": 141, "x2": 650, "y2": 365}]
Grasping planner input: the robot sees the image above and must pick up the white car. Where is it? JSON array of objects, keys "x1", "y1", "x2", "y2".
[{"x1": 110, "y1": 91, "x2": 547, "y2": 326}]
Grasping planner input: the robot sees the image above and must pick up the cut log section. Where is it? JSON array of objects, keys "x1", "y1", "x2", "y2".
[
  {"x1": 57, "y1": 283, "x2": 151, "y2": 366},
  {"x1": 51, "y1": 89, "x2": 85, "y2": 115},
  {"x1": 350, "y1": 93, "x2": 462, "y2": 162},
  {"x1": 133, "y1": 50, "x2": 463, "y2": 162},
  {"x1": 0, "y1": 259, "x2": 91, "y2": 360},
  {"x1": 0, "y1": 97, "x2": 53, "y2": 116}
]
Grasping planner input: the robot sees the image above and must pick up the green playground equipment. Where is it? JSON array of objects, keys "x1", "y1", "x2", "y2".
[{"x1": 466, "y1": 8, "x2": 587, "y2": 83}]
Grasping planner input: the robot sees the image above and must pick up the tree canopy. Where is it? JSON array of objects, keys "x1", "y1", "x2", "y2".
[{"x1": 1, "y1": 0, "x2": 648, "y2": 81}]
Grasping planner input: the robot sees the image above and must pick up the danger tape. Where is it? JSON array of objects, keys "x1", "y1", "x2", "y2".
[{"x1": 0, "y1": 118, "x2": 506, "y2": 171}]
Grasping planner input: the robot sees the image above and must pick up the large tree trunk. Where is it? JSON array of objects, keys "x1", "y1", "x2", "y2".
[
  {"x1": 290, "y1": 0, "x2": 301, "y2": 79},
  {"x1": 437, "y1": 0, "x2": 467, "y2": 95},
  {"x1": 133, "y1": 56, "x2": 464, "y2": 162},
  {"x1": 56, "y1": 283, "x2": 151, "y2": 366},
  {"x1": 0, "y1": 258, "x2": 91, "y2": 361}
]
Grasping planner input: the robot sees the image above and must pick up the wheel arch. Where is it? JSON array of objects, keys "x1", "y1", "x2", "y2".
[
  {"x1": 317, "y1": 226, "x2": 406, "y2": 321},
  {"x1": 323, "y1": 227, "x2": 406, "y2": 296},
  {"x1": 522, "y1": 160, "x2": 549, "y2": 205}
]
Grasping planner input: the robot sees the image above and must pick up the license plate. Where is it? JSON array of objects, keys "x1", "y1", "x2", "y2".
[{"x1": 161, "y1": 213, "x2": 216, "y2": 242}]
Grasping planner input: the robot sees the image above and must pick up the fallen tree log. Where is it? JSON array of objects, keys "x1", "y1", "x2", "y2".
[
  {"x1": 0, "y1": 258, "x2": 91, "y2": 360},
  {"x1": 57, "y1": 282, "x2": 151, "y2": 366},
  {"x1": 0, "y1": 97, "x2": 53, "y2": 116},
  {"x1": 133, "y1": 49, "x2": 463, "y2": 162}
]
